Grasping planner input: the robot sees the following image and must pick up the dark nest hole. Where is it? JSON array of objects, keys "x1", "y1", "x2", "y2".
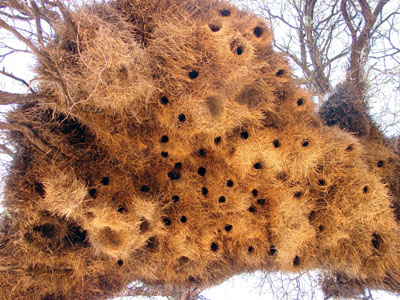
[
  {"x1": 269, "y1": 245, "x2": 277, "y2": 256},
  {"x1": 226, "y1": 180, "x2": 234, "y2": 187},
  {"x1": 377, "y1": 160, "x2": 384, "y2": 168},
  {"x1": 88, "y1": 188, "x2": 97, "y2": 198},
  {"x1": 346, "y1": 144, "x2": 354, "y2": 152},
  {"x1": 188, "y1": 70, "x2": 199, "y2": 79},
  {"x1": 163, "y1": 217, "x2": 171, "y2": 226},
  {"x1": 273, "y1": 139, "x2": 280, "y2": 148},
  {"x1": 53, "y1": 112, "x2": 89, "y2": 145},
  {"x1": 252, "y1": 189, "x2": 258, "y2": 197},
  {"x1": 211, "y1": 242, "x2": 219, "y2": 251},
  {"x1": 362, "y1": 186, "x2": 369, "y2": 194},
  {"x1": 161, "y1": 151, "x2": 169, "y2": 158},
  {"x1": 308, "y1": 210, "x2": 316, "y2": 222},
  {"x1": 294, "y1": 191, "x2": 303, "y2": 198},
  {"x1": 248, "y1": 206, "x2": 256, "y2": 213},
  {"x1": 33, "y1": 223, "x2": 56, "y2": 239},
  {"x1": 276, "y1": 69, "x2": 285, "y2": 77},
  {"x1": 101, "y1": 177, "x2": 110, "y2": 185},
  {"x1": 253, "y1": 26, "x2": 263, "y2": 38},
  {"x1": 293, "y1": 256, "x2": 300, "y2": 266},
  {"x1": 139, "y1": 219, "x2": 150, "y2": 233},
  {"x1": 371, "y1": 232, "x2": 383, "y2": 250},
  {"x1": 117, "y1": 205, "x2": 125, "y2": 213},
  {"x1": 160, "y1": 135, "x2": 169, "y2": 143},
  {"x1": 168, "y1": 170, "x2": 181, "y2": 180},
  {"x1": 179, "y1": 256, "x2": 189, "y2": 265},
  {"x1": 174, "y1": 162, "x2": 182, "y2": 169},
  {"x1": 248, "y1": 246, "x2": 254, "y2": 253},
  {"x1": 117, "y1": 259, "x2": 124, "y2": 267},
  {"x1": 197, "y1": 167, "x2": 206, "y2": 176},
  {"x1": 34, "y1": 181, "x2": 45, "y2": 197},
  {"x1": 201, "y1": 187, "x2": 208, "y2": 195},
  {"x1": 225, "y1": 224, "x2": 232, "y2": 232},
  {"x1": 230, "y1": 40, "x2": 244, "y2": 56},
  {"x1": 218, "y1": 196, "x2": 226, "y2": 203},
  {"x1": 214, "y1": 136, "x2": 222, "y2": 144},
  {"x1": 257, "y1": 198, "x2": 265, "y2": 205},
  {"x1": 160, "y1": 96, "x2": 169, "y2": 105},
  {"x1": 219, "y1": 9, "x2": 231, "y2": 17},
  {"x1": 64, "y1": 224, "x2": 89, "y2": 247},
  {"x1": 178, "y1": 114, "x2": 186, "y2": 122},
  {"x1": 209, "y1": 23, "x2": 221, "y2": 32},
  {"x1": 172, "y1": 195, "x2": 180, "y2": 202},
  {"x1": 297, "y1": 98, "x2": 304, "y2": 106},
  {"x1": 240, "y1": 131, "x2": 249, "y2": 139},
  {"x1": 146, "y1": 237, "x2": 158, "y2": 249},
  {"x1": 198, "y1": 148, "x2": 206, "y2": 157},
  {"x1": 302, "y1": 140, "x2": 309, "y2": 147},
  {"x1": 318, "y1": 225, "x2": 325, "y2": 232},
  {"x1": 140, "y1": 185, "x2": 150, "y2": 192},
  {"x1": 318, "y1": 179, "x2": 326, "y2": 186},
  {"x1": 180, "y1": 216, "x2": 187, "y2": 223},
  {"x1": 253, "y1": 162, "x2": 262, "y2": 169}
]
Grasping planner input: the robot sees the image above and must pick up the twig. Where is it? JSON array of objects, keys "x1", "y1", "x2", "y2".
[
  {"x1": 0, "y1": 69, "x2": 36, "y2": 93},
  {"x1": 0, "y1": 121, "x2": 52, "y2": 154},
  {"x1": 0, "y1": 91, "x2": 43, "y2": 104}
]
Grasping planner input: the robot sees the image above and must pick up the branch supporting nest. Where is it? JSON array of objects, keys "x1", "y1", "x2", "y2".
[
  {"x1": 0, "y1": 91, "x2": 43, "y2": 105},
  {"x1": 0, "y1": 121, "x2": 52, "y2": 154}
]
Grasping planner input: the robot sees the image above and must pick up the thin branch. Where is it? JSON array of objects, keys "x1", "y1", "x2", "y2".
[
  {"x1": 0, "y1": 69, "x2": 36, "y2": 93},
  {"x1": 0, "y1": 121, "x2": 52, "y2": 154},
  {"x1": 0, "y1": 17, "x2": 41, "y2": 58},
  {"x1": 0, "y1": 143, "x2": 13, "y2": 156},
  {"x1": 0, "y1": 91, "x2": 44, "y2": 104},
  {"x1": 30, "y1": 0, "x2": 44, "y2": 46}
]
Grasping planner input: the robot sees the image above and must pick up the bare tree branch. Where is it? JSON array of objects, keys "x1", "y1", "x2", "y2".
[
  {"x1": 0, "y1": 91, "x2": 44, "y2": 104},
  {"x1": 0, "y1": 69, "x2": 36, "y2": 93},
  {"x1": 0, "y1": 121, "x2": 51, "y2": 153}
]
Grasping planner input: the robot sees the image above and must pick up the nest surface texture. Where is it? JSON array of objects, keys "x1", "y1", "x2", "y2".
[{"x1": 1, "y1": 0, "x2": 400, "y2": 299}]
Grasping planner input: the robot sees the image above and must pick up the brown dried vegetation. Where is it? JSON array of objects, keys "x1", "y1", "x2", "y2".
[{"x1": 0, "y1": 0, "x2": 399, "y2": 299}]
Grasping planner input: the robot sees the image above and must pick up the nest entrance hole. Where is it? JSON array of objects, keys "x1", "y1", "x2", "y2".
[
  {"x1": 160, "y1": 96, "x2": 169, "y2": 105},
  {"x1": 219, "y1": 9, "x2": 231, "y2": 17},
  {"x1": 225, "y1": 224, "x2": 232, "y2": 232},
  {"x1": 253, "y1": 27, "x2": 263, "y2": 38},
  {"x1": 168, "y1": 170, "x2": 181, "y2": 180},
  {"x1": 34, "y1": 181, "x2": 45, "y2": 197},
  {"x1": 372, "y1": 233, "x2": 383, "y2": 250},
  {"x1": 201, "y1": 187, "x2": 208, "y2": 195},
  {"x1": 101, "y1": 177, "x2": 110, "y2": 185},
  {"x1": 188, "y1": 70, "x2": 199, "y2": 79},
  {"x1": 33, "y1": 223, "x2": 56, "y2": 239},
  {"x1": 211, "y1": 242, "x2": 219, "y2": 251},
  {"x1": 209, "y1": 23, "x2": 221, "y2": 32},
  {"x1": 198, "y1": 167, "x2": 206, "y2": 176}
]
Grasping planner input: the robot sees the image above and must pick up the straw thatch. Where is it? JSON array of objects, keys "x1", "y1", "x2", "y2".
[{"x1": 0, "y1": 0, "x2": 399, "y2": 299}]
